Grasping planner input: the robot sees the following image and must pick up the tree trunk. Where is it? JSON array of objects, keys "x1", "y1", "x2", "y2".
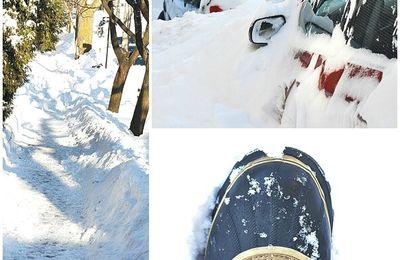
[
  {"x1": 75, "y1": 0, "x2": 100, "y2": 59},
  {"x1": 130, "y1": 58, "x2": 149, "y2": 136},
  {"x1": 67, "y1": 16, "x2": 72, "y2": 33},
  {"x1": 65, "y1": 2, "x2": 74, "y2": 33},
  {"x1": 122, "y1": 4, "x2": 133, "y2": 51},
  {"x1": 108, "y1": 60, "x2": 132, "y2": 113}
]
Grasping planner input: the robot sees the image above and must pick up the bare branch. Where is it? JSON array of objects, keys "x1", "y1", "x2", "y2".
[
  {"x1": 101, "y1": 0, "x2": 136, "y2": 39},
  {"x1": 131, "y1": 0, "x2": 144, "y2": 58},
  {"x1": 126, "y1": 0, "x2": 148, "y2": 22},
  {"x1": 140, "y1": 0, "x2": 149, "y2": 22},
  {"x1": 142, "y1": 24, "x2": 149, "y2": 64},
  {"x1": 128, "y1": 48, "x2": 140, "y2": 65},
  {"x1": 109, "y1": 16, "x2": 125, "y2": 63}
]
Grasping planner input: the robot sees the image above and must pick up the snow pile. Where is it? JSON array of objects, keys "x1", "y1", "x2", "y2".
[
  {"x1": 153, "y1": 0, "x2": 396, "y2": 127},
  {"x1": 2, "y1": 13, "x2": 148, "y2": 259}
]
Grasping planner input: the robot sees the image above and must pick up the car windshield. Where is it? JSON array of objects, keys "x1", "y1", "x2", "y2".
[{"x1": 315, "y1": 0, "x2": 397, "y2": 59}]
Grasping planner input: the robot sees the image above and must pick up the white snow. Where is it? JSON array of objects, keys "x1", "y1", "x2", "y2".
[
  {"x1": 2, "y1": 12, "x2": 17, "y2": 30},
  {"x1": 247, "y1": 175, "x2": 261, "y2": 195},
  {"x1": 296, "y1": 176, "x2": 307, "y2": 186},
  {"x1": 229, "y1": 166, "x2": 244, "y2": 182},
  {"x1": 224, "y1": 197, "x2": 230, "y2": 205},
  {"x1": 9, "y1": 35, "x2": 23, "y2": 47},
  {"x1": 153, "y1": 0, "x2": 397, "y2": 127},
  {"x1": 151, "y1": 129, "x2": 400, "y2": 259},
  {"x1": 2, "y1": 11, "x2": 148, "y2": 259},
  {"x1": 259, "y1": 232, "x2": 268, "y2": 238},
  {"x1": 264, "y1": 176, "x2": 275, "y2": 196},
  {"x1": 297, "y1": 214, "x2": 320, "y2": 259}
]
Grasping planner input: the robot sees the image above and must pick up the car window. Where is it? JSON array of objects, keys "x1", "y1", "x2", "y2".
[
  {"x1": 346, "y1": 0, "x2": 397, "y2": 59},
  {"x1": 315, "y1": 0, "x2": 397, "y2": 59},
  {"x1": 184, "y1": 0, "x2": 201, "y2": 8},
  {"x1": 316, "y1": 0, "x2": 346, "y2": 24}
]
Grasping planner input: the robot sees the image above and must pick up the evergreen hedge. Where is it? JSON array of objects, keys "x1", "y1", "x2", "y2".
[{"x1": 3, "y1": 0, "x2": 65, "y2": 120}]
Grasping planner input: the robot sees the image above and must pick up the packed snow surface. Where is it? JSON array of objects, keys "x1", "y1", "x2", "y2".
[
  {"x1": 153, "y1": 0, "x2": 397, "y2": 127},
  {"x1": 2, "y1": 13, "x2": 148, "y2": 259}
]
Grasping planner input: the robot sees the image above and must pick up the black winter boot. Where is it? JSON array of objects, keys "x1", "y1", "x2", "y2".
[{"x1": 205, "y1": 147, "x2": 333, "y2": 260}]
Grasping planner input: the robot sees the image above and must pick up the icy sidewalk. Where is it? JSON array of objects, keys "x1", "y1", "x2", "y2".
[{"x1": 2, "y1": 31, "x2": 148, "y2": 259}]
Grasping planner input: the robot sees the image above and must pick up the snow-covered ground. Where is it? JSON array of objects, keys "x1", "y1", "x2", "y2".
[
  {"x1": 152, "y1": 0, "x2": 397, "y2": 127},
  {"x1": 2, "y1": 12, "x2": 148, "y2": 259},
  {"x1": 150, "y1": 129, "x2": 400, "y2": 259}
]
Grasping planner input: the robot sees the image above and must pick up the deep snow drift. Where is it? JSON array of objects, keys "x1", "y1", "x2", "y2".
[
  {"x1": 152, "y1": 0, "x2": 397, "y2": 127},
  {"x1": 151, "y1": 129, "x2": 400, "y2": 259},
  {"x1": 2, "y1": 14, "x2": 148, "y2": 259}
]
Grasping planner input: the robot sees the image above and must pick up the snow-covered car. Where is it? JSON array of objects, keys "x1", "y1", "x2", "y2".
[
  {"x1": 158, "y1": 0, "x2": 245, "y2": 20},
  {"x1": 199, "y1": 0, "x2": 246, "y2": 14},
  {"x1": 158, "y1": 0, "x2": 200, "y2": 20},
  {"x1": 249, "y1": 0, "x2": 397, "y2": 126}
]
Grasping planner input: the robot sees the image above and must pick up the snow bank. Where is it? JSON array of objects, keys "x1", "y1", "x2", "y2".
[
  {"x1": 3, "y1": 14, "x2": 148, "y2": 259},
  {"x1": 153, "y1": 0, "x2": 396, "y2": 127},
  {"x1": 64, "y1": 92, "x2": 149, "y2": 259}
]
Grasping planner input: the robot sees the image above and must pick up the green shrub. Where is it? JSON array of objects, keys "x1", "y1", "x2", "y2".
[
  {"x1": 3, "y1": 0, "x2": 65, "y2": 119},
  {"x1": 3, "y1": 0, "x2": 36, "y2": 119},
  {"x1": 35, "y1": 0, "x2": 65, "y2": 52}
]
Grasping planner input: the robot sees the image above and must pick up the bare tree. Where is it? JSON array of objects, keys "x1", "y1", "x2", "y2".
[
  {"x1": 130, "y1": 57, "x2": 148, "y2": 136},
  {"x1": 128, "y1": 0, "x2": 149, "y2": 136},
  {"x1": 64, "y1": 0, "x2": 75, "y2": 33},
  {"x1": 101, "y1": 0, "x2": 149, "y2": 136},
  {"x1": 101, "y1": 0, "x2": 140, "y2": 113},
  {"x1": 122, "y1": 3, "x2": 133, "y2": 51}
]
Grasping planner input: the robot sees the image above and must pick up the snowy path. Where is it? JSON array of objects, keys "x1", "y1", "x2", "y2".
[
  {"x1": 3, "y1": 116, "x2": 91, "y2": 258},
  {"x1": 3, "y1": 29, "x2": 148, "y2": 259}
]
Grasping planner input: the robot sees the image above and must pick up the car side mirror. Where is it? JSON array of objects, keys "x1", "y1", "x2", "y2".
[
  {"x1": 249, "y1": 15, "x2": 286, "y2": 45},
  {"x1": 299, "y1": 1, "x2": 334, "y2": 35}
]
